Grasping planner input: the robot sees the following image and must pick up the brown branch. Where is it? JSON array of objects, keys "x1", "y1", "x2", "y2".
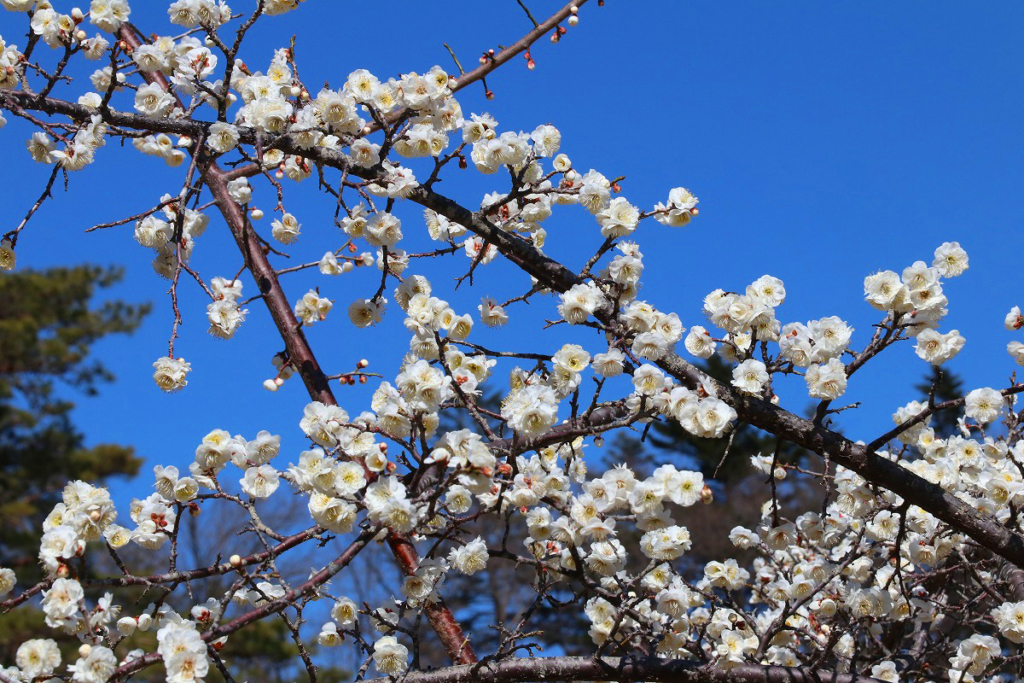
[
  {"x1": 111, "y1": 22, "x2": 478, "y2": 667},
  {"x1": 398, "y1": 184, "x2": 1024, "y2": 571},
  {"x1": 450, "y1": 0, "x2": 586, "y2": 94},
  {"x1": 358, "y1": 657, "x2": 881, "y2": 683},
  {"x1": 12, "y1": 89, "x2": 1024, "y2": 570},
  {"x1": 866, "y1": 385, "x2": 1024, "y2": 452},
  {"x1": 85, "y1": 524, "x2": 323, "y2": 588}
]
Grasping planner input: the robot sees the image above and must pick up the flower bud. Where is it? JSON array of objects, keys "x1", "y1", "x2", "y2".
[
  {"x1": 568, "y1": 15, "x2": 579, "y2": 26},
  {"x1": 693, "y1": 484, "x2": 711, "y2": 505},
  {"x1": 250, "y1": 208, "x2": 264, "y2": 220},
  {"x1": 116, "y1": 616, "x2": 137, "y2": 636},
  {"x1": 263, "y1": 379, "x2": 278, "y2": 392},
  {"x1": 229, "y1": 554, "x2": 243, "y2": 567},
  {"x1": 78, "y1": 644, "x2": 92, "y2": 659},
  {"x1": 74, "y1": 30, "x2": 87, "y2": 42},
  {"x1": 357, "y1": 359, "x2": 369, "y2": 368}
]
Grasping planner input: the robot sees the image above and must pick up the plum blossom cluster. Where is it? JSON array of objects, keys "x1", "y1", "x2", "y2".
[
  {"x1": 4, "y1": 3, "x2": 1024, "y2": 683},
  {"x1": 864, "y1": 244, "x2": 969, "y2": 364},
  {"x1": 134, "y1": 197, "x2": 210, "y2": 279},
  {"x1": 207, "y1": 276, "x2": 247, "y2": 339}
]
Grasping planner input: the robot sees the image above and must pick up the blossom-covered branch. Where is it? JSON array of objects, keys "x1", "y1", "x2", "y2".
[{"x1": 2, "y1": 3, "x2": 1024, "y2": 683}]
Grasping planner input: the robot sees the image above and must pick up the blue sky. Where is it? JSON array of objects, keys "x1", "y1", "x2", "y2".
[{"x1": 2, "y1": 1, "x2": 1023, "y2": 508}]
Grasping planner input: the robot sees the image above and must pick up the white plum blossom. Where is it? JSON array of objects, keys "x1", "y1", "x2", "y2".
[
  {"x1": 502, "y1": 385, "x2": 558, "y2": 437},
  {"x1": 653, "y1": 187, "x2": 698, "y2": 227},
  {"x1": 965, "y1": 388, "x2": 1003, "y2": 424},
  {"x1": 596, "y1": 197, "x2": 639, "y2": 238},
  {"x1": 805, "y1": 358, "x2": 847, "y2": 400},
  {"x1": 731, "y1": 359, "x2": 768, "y2": 395},
  {"x1": 241, "y1": 465, "x2": 280, "y2": 499},
  {"x1": 372, "y1": 636, "x2": 408, "y2": 674},
  {"x1": 0, "y1": 567, "x2": 15, "y2": 596},
  {"x1": 933, "y1": 241, "x2": 969, "y2": 278},
  {"x1": 449, "y1": 537, "x2": 488, "y2": 575},
  {"x1": 914, "y1": 328, "x2": 965, "y2": 365},
  {"x1": 295, "y1": 290, "x2": 333, "y2": 326},
  {"x1": 271, "y1": 212, "x2": 301, "y2": 244},
  {"x1": 153, "y1": 356, "x2": 191, "y2": 392},
  {"x1": 558, "y1": 282, "x2": 604, "y2": 324},
  {"x1": 16, "y1": 639, "x2": 61, "y2": 679}
]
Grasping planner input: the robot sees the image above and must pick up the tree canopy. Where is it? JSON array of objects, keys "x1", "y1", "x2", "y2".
[{"x1": 1, "y1": 4, "x2": 1023, "y2": 683}]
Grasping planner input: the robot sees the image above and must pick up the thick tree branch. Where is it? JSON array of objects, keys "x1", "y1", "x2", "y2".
[
  {"x1": 359, "y1": 657, "x2": 881, "y2": 683},
  {"x1": 402, "y1": 184, "x2": 1024, "y2": 570},
  {"x1": 110, "y1": 22, "x2": 478, "y2": 668}
]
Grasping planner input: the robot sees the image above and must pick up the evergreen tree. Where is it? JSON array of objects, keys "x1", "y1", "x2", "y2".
[
  {"x1": 0, "y1": 265, "x2": 148, "y2": 660},
  {"x1": 915, "y1": 365, "x2": 967, "y2": 438},
  {"x1": 0, "y1": 265, "x2": 148, "y2": 568}
]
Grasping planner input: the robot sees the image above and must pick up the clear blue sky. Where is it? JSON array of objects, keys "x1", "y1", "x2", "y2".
[{"x1": 2, "y1": 1, "x2": 1022, "y2": 507}]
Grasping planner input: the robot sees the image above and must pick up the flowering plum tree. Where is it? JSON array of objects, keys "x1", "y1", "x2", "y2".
[{"x1": 2, "y1": 2, "x2": 1024, "y2": 683}]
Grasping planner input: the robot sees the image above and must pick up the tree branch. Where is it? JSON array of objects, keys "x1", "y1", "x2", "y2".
[{"x1": 359, "y1": 656, "x2": 881, "y2": 683}]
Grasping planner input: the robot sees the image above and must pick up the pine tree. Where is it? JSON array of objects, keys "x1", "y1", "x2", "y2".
[
  {"x1": 0, "y1": 265, "x2": 149, "y2": 567},
  {"x1": 0, "y1": 265, "x2": 149, "y2": 660},
  {"x1": 914, "y1": 366, "x2": 967, "y2": 438}
]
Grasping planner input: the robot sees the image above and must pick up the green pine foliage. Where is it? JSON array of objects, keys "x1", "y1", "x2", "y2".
[{"x1": 0, "y1": 265, "x2": 148, "y2": 569}]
